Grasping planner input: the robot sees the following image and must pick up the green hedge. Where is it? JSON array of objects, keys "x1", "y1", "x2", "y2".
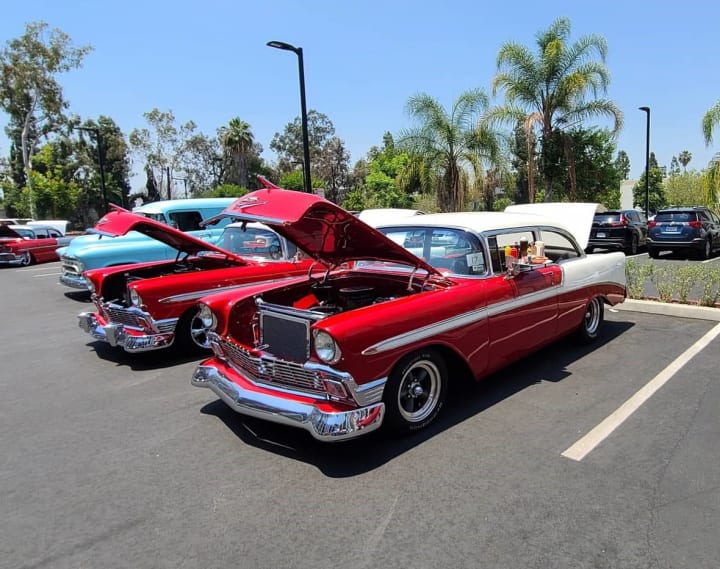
[{"x1": 625, "y1": 259, "x2": 720, "y2": 307}]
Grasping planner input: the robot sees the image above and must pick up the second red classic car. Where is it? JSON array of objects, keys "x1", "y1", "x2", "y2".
[
  {"x1": 77, "y1": 208, "x2": 314, "y2": 354},
  {"x1": 190, "y1": 189, "x2": 626, "y2": 441},
  {"x1": 0, "y1": 223, "x2": 74, "y2": 266}
]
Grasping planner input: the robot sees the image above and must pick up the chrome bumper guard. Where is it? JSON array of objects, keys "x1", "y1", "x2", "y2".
[
  {"x1": 77, "y1": 312, "x2": 176, "y2": 353},
  {"x1": 191, "y1": 364, "x2": 385, "y2": 441},
  {"x1": 60, "y1": 272, "x2": 89, "y2": 290}
]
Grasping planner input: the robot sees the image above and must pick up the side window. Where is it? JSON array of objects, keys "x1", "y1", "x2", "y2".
[
  {"x1": 169, "y1": 211, "x2": 204, "y2": 231},
  {"x1": 539, "y1": 230, "x2": 580, "y2": 261},
  {"x1": 698, "y1": 211, "x2": 710, "y2": 223},
  {"x1": 488, "y1": 231, "x2": 536, "y2": 274},
  {"x1": 33, "y1": 229, "x2": 48, "y2": 238}
]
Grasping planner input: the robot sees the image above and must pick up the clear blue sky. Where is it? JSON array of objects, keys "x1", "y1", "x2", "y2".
[{"x1": 2, "y1": 0, "x2": 719, "y2": 193}]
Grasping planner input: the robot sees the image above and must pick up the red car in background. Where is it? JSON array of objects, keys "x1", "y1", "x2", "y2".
[
  {"x1": 0, "y1": 224, "x2": 74, "y2": 266},
  {"x1": 77, "y1": 208, "x2": 314, "y2": 354}
]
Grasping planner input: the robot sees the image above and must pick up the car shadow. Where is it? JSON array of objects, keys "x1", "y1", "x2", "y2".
[
  {"x1": 64, "y1": 290, "x2": 92, "y2": 303},
  {"x1": 87, "y1": 341, "x2": 208, "y2": 370},
  {"x1": 198, "y1": 318, "x2": 635, "y2": 476}
]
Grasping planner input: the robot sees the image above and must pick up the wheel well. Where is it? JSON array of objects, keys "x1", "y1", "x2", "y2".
[{"x1": 398, "y1": 344, "x2": 474, "y2": 385}]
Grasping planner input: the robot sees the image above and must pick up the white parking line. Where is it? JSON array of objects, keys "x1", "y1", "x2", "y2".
[
  {"x1": 701, "y1": 256, "x2": 720, "y2": 264},
  {"x1": 18, "y1": 264, "x2": 61, "y2": 272},
  {"x1": 562, "y1": 321, "x2": 720, "y2": 461},
  {"x1": 32, "y1": 272, "x2": 61, "y2": 277}
]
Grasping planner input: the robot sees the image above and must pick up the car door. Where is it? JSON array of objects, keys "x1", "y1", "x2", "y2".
[
  {"x1": 29, "y1": 228, "x2": 58, "y2": 262},
  {"x1": 485, "y1": 232, "x2": 560, "y2": 373}
]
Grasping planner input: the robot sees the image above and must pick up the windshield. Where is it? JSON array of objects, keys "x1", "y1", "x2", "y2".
[
  {"x1": 13, "y1": 227, "x2": 34, "y2": 238},
  {"x1": 359, "y1": 226, "x2": 487, "y2": 276},
  {"x1": 221, "y1": 226, "x2": 295, "y2": 260}
]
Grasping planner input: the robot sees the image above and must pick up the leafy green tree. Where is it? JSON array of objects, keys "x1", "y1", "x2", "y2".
[
  {"x1": 315, "y1": 137, "x2": 350, "y2": 204},
  {"x1": 279, "y1": 170, "x2": 323, "y2": 193},
  {"x1": 488, "y1": 17, "x2": 623, "y2": 200},
  {"x1": 664, "y1": 171, "x2": 705, "y2": 206},
  {"x1": 633, "y1": 153, "x2": 666, "y2": 213},
  {"x1": 202, "y1": 184, "x2": 248, "y2": 198},
  {"x1": 669, "y1": 156, "x2": 681, "y2": 176},
  {"x1": 678, "y1": 150, "x2": 692, "y2": 171},
  {"x1": 399, "y1": 89, "x2": 498, "y2": 211},
  {"x1": 129, "y1": 109, "x2": 197, "y2": 200},
  {"x1": 270, "y1": 110, "x2": 335, "y2": 175},
  {"x1": 0, "y1": 21, "x2": 92, "y2": 217},
  {"x1": 614, "y1": 150, "x2": 630, "y2": 179},
  {"x1": 702, "y1": 100, "x2": 720, "y2": 146},
  {"x1": 26, "y1": 144, "x2": 81, "y2": 218}
]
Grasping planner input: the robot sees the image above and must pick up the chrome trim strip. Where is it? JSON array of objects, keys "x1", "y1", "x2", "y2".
[
  {"x1": 191, "y1": 364, "x2": 385, "y2": 441},
  {"x1": 159, "y1": 275, "x2": 303, "y2": 304}
]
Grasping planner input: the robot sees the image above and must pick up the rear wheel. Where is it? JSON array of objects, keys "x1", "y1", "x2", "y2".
[
  {"x1": 383, "y1": 349, "x2": 448, "y2": 435},
  {"x1": 174, "y1": 307, "x2": 212, "y2": 355},
  {"x1": 626, "y1": 234, "x2": 639, "y2": 255},
  {"x1": 648, "y1": 247, "x2": 660, "y2": 259},
  {"x1": 576, "y1": 297, "x2": 604, "y2": 344},
  {"x1": 698, "y1": 238, "x2": 711, "y2": 260},
  {"x1": 585, "y1": 246, "x2": 594, "y2": 254}
]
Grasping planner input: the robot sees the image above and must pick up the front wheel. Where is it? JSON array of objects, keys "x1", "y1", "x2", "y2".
[
  {"x1": 19, "y1": 251, "x2": 33, "y2": 266},
  {"x1": 383, "y1": 349, "x2": 448, "y2": 435},
  {"x1": 174, "y1": 307, "x2": 213, "y2": 355},
  {"x1": 576, "y1": 297, "x2": 604, "y2": 344}
]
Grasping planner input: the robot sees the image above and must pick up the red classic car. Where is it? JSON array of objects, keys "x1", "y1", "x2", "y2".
[
  {"x1": 0, "y1": 223, "x2": 74, "y2": 266},
  {"x1": 190, "y1": 190, "x2": 626, "y2": 441},
  {"x1": 77, "y1": 209, "x2": 314, "y2": 354}
]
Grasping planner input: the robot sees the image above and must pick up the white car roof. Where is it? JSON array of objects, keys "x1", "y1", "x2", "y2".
[
  {"x1": 374, "y1": 203, "x2": 597, "y2": 250},
  {"x1": 357, "y1": 208, "x2": 425, "y2": 225}
]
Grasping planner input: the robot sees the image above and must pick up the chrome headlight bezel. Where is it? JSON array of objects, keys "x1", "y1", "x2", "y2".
[
  {"x1": 197, "y1": 303, "x2": 217, "y2": 332},
  {"x1": 128, "y1": 287, "x2": 142, "y2": 307},
  {"x1": 86, "y1": 279, "x2": 96, "y2": 294},
  {"x1": 313, "y1": 330, "x2": 341, "y2": 365}
]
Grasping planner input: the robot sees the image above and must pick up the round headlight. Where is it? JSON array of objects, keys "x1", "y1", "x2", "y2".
[
  {"x1": 129, "y1": 288, "x2": 142, "y2": 307},
  {"x1": 197, "y1": 304, "x2": 217, "y2": 331},
  {"x1": 86, "y1": 279, "x2": 96, "y2": 294},
  {"x1": 314, "y1": 330, "x2": 341, "y2": 364}
]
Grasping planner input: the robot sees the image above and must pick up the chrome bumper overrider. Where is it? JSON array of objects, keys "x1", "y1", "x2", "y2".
[
  {"x1": 77, "y1": 312, "x2": 177, "y2": 352},
  {"x1": 60, "y1": 272, "x2": 89, "y2": 289},
  {"x1": 191, "y1": 364, "x2": 385, "y2": 441}
]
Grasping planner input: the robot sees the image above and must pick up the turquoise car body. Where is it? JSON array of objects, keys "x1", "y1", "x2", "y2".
[{"x1": 58, "y1": 198, "x2": 236, "y2": 290}]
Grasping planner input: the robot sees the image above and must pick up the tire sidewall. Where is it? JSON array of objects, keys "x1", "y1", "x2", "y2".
[
  {"x1": 576, "y1": 297, "x2": 604, "y2": 344},
  {"x1": 383, "y1": 349, "x2": 448, "y2": 434}
]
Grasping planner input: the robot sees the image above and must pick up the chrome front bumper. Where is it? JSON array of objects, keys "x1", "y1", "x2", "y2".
[
  {"x1": 191, "y1": 363, "x2": 385, "y2": 441},
  {"x1": 60, "y1": 272, "x2": 89, "y2": 289},
  {"x1": 0, "y1": 253, "x2": 23, "y2": 265},
  {"x1": 78, "y1": 311, "x2": 177, "y2": 352}
]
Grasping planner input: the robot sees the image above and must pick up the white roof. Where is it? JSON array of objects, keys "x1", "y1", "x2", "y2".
[
  {"x1": 357, "y1": 208, "x2": 425, "y2": 225},
  {"x1": 374, "y1": 203, "x2": 597, "y2": 250}
]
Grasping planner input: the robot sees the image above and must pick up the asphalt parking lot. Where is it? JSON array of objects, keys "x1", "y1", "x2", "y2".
[{"x1": 2, "y1": 261, "x2": 719, "y2": 569}]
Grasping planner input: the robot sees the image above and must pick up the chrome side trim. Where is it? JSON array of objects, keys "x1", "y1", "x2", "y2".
[
  {"x1": 159, "y1": 275, "x2": 302, "y2": 304},
  {"x1": 191, "y1": 364, "x2": 385, "y2": 441}
]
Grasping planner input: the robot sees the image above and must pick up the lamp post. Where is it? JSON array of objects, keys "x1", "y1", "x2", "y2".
[
  {"x1": 267, "y1": 40, "x2": 312, "y2": 194},
  {"x1": 173, "y1": 177, "x2": 188, "y2": 199},
  {"x1": 639, "y1": 106, "x2": 651, "y2": 218},
  {"x1": 74, "y1": 126, "x2": 109, "y2": 213}
]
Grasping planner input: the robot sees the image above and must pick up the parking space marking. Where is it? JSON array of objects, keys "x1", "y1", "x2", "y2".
[
  {"x1": 18, "y1": 264, "x2": 61, "y2": 272},
  {"x1": 32, "y1": 272, "x2": 62, "y2": 277},
  {"x1": 701, "y1": 256, "x2": 720, "y2": 264},
  {"x1": 562, "y1": 321, "x2": 720, "y2": 461}
]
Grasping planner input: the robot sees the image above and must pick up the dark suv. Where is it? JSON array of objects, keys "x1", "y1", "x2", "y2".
[
  {"x1": 647, "y1": 206, "x2": 720, "y2": 259},
  {"x1": 586, "y1": 210, "x2": 648, "y2": 255}
]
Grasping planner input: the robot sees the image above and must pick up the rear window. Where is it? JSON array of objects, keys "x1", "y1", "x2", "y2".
[
  {"x1": 655, "y1": 211, "x2": 697, "y2": 223},
  {"x1": 593, "y1": 213, "x2": 622, "y2": 223}
]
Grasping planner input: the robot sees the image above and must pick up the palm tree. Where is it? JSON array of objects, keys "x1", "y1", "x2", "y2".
[
  {"x1": 219, "y1": 118, "x2": 254, "y2": 188},
  {"x1": 702, "y1": 100, "x2": 720, "y2": 146},
  {"x1": 678, "y1": 150, "x2": 692, "y2": 171},
  {"x1": 487, "y1": 17, "x2": 623, "y2": 200},
  {"x1": 399, "y1": 89, "x2": 502, "y2": 212}
]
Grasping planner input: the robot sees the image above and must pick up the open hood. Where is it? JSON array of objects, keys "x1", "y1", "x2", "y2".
[
  {"x1": 89, "y1": 207, "x2": 247, "y2": 263},
  {"x1": 0, "y1": 225, "x2": 23, "y2": 239},
  {"x1": 216, "y1": 189, "x2": 440, "y2": 273},
  {"x1": 504, "y1": 202, "x2": 598, "y2": 250}
]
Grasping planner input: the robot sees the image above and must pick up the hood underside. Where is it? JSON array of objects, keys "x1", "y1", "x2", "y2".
[
  {"x1": 89, "y1": 207, "x2": 246, "y2": 262},
  {"x1": 216, "y1": 189, "x2": 439, "y2": 273}
]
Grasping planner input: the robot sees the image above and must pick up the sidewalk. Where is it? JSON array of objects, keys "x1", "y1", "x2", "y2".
[{"x1": 615, "y1": 298, "x2": 720, "y2": 321}]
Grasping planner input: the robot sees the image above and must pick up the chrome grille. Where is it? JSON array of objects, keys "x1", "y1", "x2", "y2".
[
  {"x1": 103, "y1": 305, "x2": 143, "y2": 328},
  {"x1": 221, "y1": 339, "x2": 327, "y2": 395},
  {"x1": 61, "y1": 256, "x2": 83, "y2": 275}
]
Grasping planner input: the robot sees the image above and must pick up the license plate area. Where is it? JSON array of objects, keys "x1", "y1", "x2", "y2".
[
  {"x1": 662, "y1": 226, "x2": 681, "y2": 233},
  {"x1": 596, "y1": 232, "x2": 607, "y2": 238}
]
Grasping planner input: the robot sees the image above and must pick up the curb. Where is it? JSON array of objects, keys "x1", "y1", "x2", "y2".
[{"x1": 614, "y1": 299, "x2": 720, "y2": 321}]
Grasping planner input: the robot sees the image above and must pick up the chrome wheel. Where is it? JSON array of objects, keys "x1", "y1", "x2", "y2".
[
  {"x1": 19, "y1": 252, "x2": 32, "y2": 266},
  {"x1": 188, "y1": 309, "x2": 212, "y2": 349},
  {"x1": 576, "y1": 297, "x2": 604, "y2": 344},
  {"x1": 397, "y1": 359, "x2": 442, "y2": 423}
]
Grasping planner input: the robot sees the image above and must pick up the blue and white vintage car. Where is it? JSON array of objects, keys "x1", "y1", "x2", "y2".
[{"x1": 57, "y1": 198, "x2": 236, "y2": 290}]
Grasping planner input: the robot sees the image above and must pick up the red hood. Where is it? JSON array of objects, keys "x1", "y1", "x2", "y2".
[
  {"x1": 89, "y1": 207, "x2": 247, "y2": 262},
  {"x1": 216, "y1": 189, "x2": 439, "y2": 272},
  {"x1": 0, "y1": 225, "x2": 23, "y2": 239}
]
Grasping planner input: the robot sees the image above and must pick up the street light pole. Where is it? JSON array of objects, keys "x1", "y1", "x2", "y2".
[
  {"x1": 639, "y1": 106, "x2": 651, "y2": 218},
  {"x1": 267, "y1": 40, "x2": 312, "y2": 194},
  {"x1": 74, "y1": 126, "x2": 109, "y2": 213}
]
